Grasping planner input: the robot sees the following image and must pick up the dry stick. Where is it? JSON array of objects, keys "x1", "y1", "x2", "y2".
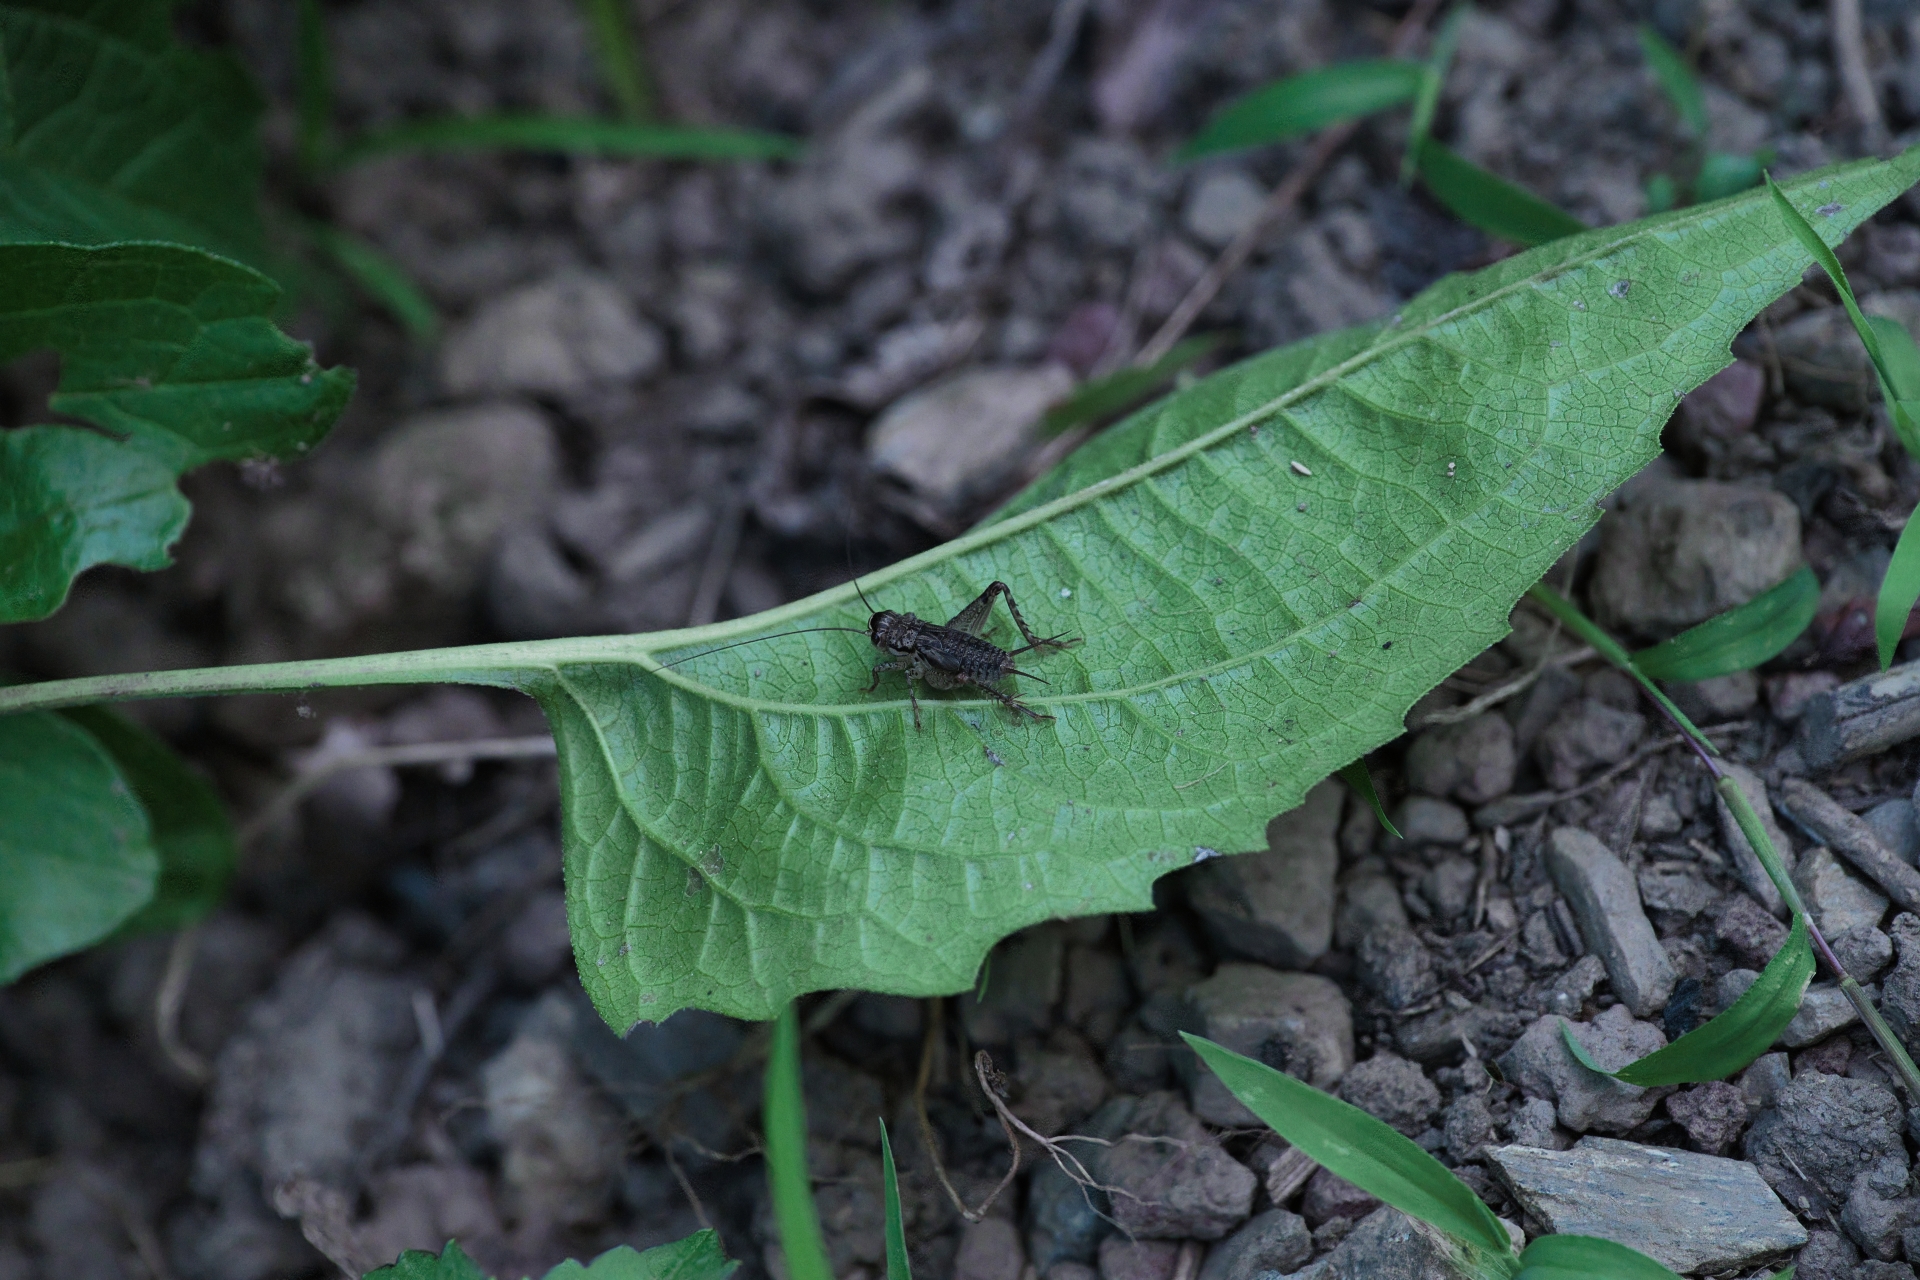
[
  {"x1": 1132, "y1": 0, "x2": 1446, "y2": 367},
  {"x1": 1417, "y1": 645, "x2": 1597, "y2": 728},
  {"x1": 1830, "y1": 0, "x2": 1886, "y2": 141},
  {"x1": 915, "y1": 1001, "x2": 1017, "y2": 1223},
  {"x1": 155, "y1": 924, "x2": 211, "y2": 1084}
]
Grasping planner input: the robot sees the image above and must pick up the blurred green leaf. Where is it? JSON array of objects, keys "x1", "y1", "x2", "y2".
[
  {"x1": 1041, "y1": 336, "x2": 1222, "y2": 436},
  {"x1": 1415, "y1": 140, "x2": 1586, "y2": 246},
  {"x1": 339, "y1": 114, "x2": 801, "y2": 165},
  {"x1": 1183, "y1": 1033, "x2": 1516, "y2": 1263},
  {"x1": 1645, "y1": 173, "x2": 1678, "y2": 213},
  {"x1": 0, "y1": 712, "x2": 158, "y2": 984},
  {"x1": 1402, "y1": 4, "x2": 1470, "y2": 186},
  {"x1": 1561, "y1": 913, "x2": 1812, "y2": 1086},
  {"x1": 63, "y1": 707, "x2": 234, "y2": 936},
  {"x1": 1636, "y1": 24, "x2": 1706, "y2": 136},
  {"x1": 1630, "y1": 565, "x2": 1818, "y2": 682},
  {"x1": 296, "y1": 0, "x2": 333, "y2": 171},
  {"x1": 1696, "y1": 151, "x2": 1765, "y2": 203},
  {"x1": 1516, "y1": 1234, "x2": 1682, "y2": 1280},
  {"x1": 766, "y1": 1003, "x2": 833, "y2": 1280},
  {"x1": 1879, "y1": 514, "x2": 1920, "y2": 669},
  {"x1": 880, "y1": 1120, "x2": 911, "y2": 1280},
  {"x1": 308, "y1": 222, "x2": 440, "y2": 342},
  {"x1": 544, "y1": 1236, "x2": 737, "y2": 1280},
  {"x1": 1177, "y1": 60, "x2": 1423, "y2": 160},
  {"x1": 1337, "y1": 760, "x2": 1401, "y2": 839},
  {"x1": 365, "y1": 1242, "x2": 491, "y2": 1280},
  {"x1": 578, "y1": 0, "x2": 654, "y2": 122}
]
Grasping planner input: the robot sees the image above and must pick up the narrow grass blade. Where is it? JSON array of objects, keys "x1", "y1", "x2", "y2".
[
  {"x1": 1644, "y1": 173, "x2": 1678, "y2": 214},
  {"x1": 1176, "y1": 60, "x2": 1423, "y2": 160},
  {"x1": 1042, "y1": 335, "x2": 1222, "y2": 436},
  {"x1": 879, "y1": 1120, "x2": 911, "y2": 1280},
  {"x1": 1415, "y1": 141, "x2": 1586, "y2": 246},
  {"x1": 1526, "y1": 585, "x2": 1712, "y2": 749},
  {"x1": 1696, "y1": 151, "x2": 1765, "y2": 203},
  {"x1": 1183, "y1": 1033, "x2": 1516, "y2": 1262},
  {"x1": 1878, "y1": 512, "x2": 1920, "y2": 668},
  {"x1": 1636, "y1": 25, "x2": 1706, "y2": 136},
  {"x1": 1560, "y1": 913, "x2": 1812, "y2": 1086},
  {"x1": 1517, "y1": 1234, "x2": 1682, "y2": 1280},
  {"x1": 1765, "y1": 172, "x2": 1900, "y2": 402},
  {"x1": 339, "y1": 115, "x2": 802, "y2": 166},
  {"x1": 296, "y1": 0, "x2": 333, "y2": 172},
  {"x1": 1337, "y1": 760, "x2": 1401, "y2": 839},
  {"x1": 1629, "y1": 565, "x2": 1818, "y2": 682},
  {"x1": 765, "y1": 1003, "x2": 833, "y2": 1280},
  {"x1": 308, "y1": 224, "x2": 439, "y2": 342},
  {"x1": 578, "y1": 0, "x2": 654, "y2": 122},
  {"x1": 1401, "y1": 4, "x2": 1470, "y2": 186}
]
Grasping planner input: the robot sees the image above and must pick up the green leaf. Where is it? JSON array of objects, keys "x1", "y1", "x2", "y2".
[
  {"x1": 765, "y1": 1003, "x2": 832, "y2": 1280},
  {"x1": 1878, "y1": 510, "x2": 1920, "y2": 668},
  {"x1": 0, "y1": 242, "x2": 355, "y2": 622},
  {"x1": 1415, "y1": 139, "x2": 1587, "y2": 246},
  {"x1": 1696, "y1": 151, "x2": 1765, "y2": 203},
  {"x1": 1176, "y1": 60, "x2": 1423, "y2": 161},
  {"x1": 1183, "y1": 1033, "x2": 1516, "y2": 1263},
  {"x1": 7, "y1": 154, "x2": 1920, "y2": 1026},
  {"x1": 364, "y1": 1241, "x2": 491, "y2": 1280},
  {"x1": 1337, "y1": 760, "x2": 1402, "y2": 839},
  {"x1": 1517, "y1": 1234, "x2": 1681, "y2": 1280},
  {"x1": 62, "y1": 706, "x2": 234, "y2": 935},
  {"x1": 1560, "y1": 913, "x2": 1813, "y2": 1086},
  {"x1": 1636, "y1": 25, "x2": 1707, "y2": 137},
  {"x1": 543, "y1": 1236, "x2": 737, "y2": 1280},
  {"x1": 880, "y1": 1119, "x2": 911, "y2": 1280},
  {"x1": 1645, "y1": 173, "x2": 1677, "y2": 214},
  {"x1": 0, "y1": 0, "x2": 266, "y2": 262},
  {"x1": 1040, "y1": 335, "x2": 1222, "y2": 436},
  {"x1": 308, "y1": 222, "x2": 440, "y2": 342},
  {"x1": 296, "y1": 0, "x2": 333, "y2": 171},
  {"x1": 578, "y1": 0, "x2": 654, "y2": 123},
  {"x1": 0, "y1": 710, "x2": 158, "y2": 984},
  {"x1": 337, "y1": 114, "x2": 801, "y2": 166},
  {"x1": 1630, "y1": 565, "x2": 1818, "y2": 682},
  {"x1": 1401, "y1": 5, "x2": 1470, "y2": 186}
]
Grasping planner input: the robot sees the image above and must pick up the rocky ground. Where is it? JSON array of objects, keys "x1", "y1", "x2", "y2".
[{"x1": 9, "y1": 1, "x2": 1920, "y2": 1279}]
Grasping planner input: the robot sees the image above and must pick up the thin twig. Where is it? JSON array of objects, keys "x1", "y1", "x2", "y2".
[
  {"x1": 1132, "y1": 0, "x2": 1445, "y2": 366},
  {"x1": 915, "y1": 1001, "x2": 1013, "y2": 1223},
  {"x1": 1012, "y1": 0, "x2": 1093, "y2": 126},
  {"x1": 664, "y1": 1145, "x2": 718, "y2": 1235},
  {"x1": 1416, "y1": 646, "x2": 1597, "y2": 728},
  {"x1": 154, "y1": 925, "x2": 211, "y2": 1084},
  {"x1": 1831, "y1": 0, "x2": 1885, "y2": 140}
]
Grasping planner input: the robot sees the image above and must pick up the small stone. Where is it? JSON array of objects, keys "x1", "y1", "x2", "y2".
[
  {"x1": 1745, "y1": 1071, "x2": 1906, "y2": 1215},
  {"x1": 1065, "y1": 946, "x2": 1133, "y2": 1035},
  {"x1": 1182, "y1": 965, "x2": 1353, "y2": 1127},
  {"x1": 1676, "y1": 358, "x2": 1765, "y2": 439},
  {"x1": 1443, "y1": 1090, "x2": 1497, "y2": 1163},
  {"x1": 867, "y1": 364, "x2": 1076, "y2": 509},
  {"x1": 1841, "y1": 1156, "x2": 1920, "y2": 1261},
  {"x1": 1665, "y1": 1081, "x2": 1749, "y2": 1155},
  {"x1": 1286, "y1": 1206, "x2": 1460, "y2": 1280},
  {"x1": 1546, "y1": 954, "x2": 1608, "y2": 1019},
  {"x1": 1355, "y1": 925, "x2": 1435, "y2": 1011},
  {"x1": 1335, "y1": 874, "x2": 1408, "y2": 949},
  {"x1": 1337, "y1": 1053, "x2": 1440, "y2": 1137},
  {"x1": 1049, "y1": 1264, "x2": 1099, "y2": 1280},
  {"x1": 957, "y1": 1218, "x2": 1027, "y2": 1280},
  {"x1": 1536, "y1": 699, "x2": 1646, "y2": 790},
  {"x1": 1404, "y1": 715, "x2": 1517, "y2": 804},
  {"x1": 1389, "y1": 796, "x2": 1469, "y2": 845},
  {"x1": 1182, "y1": 169, "x2": 1268, "y2": 248},
  {"x1": 1834, "y1": 925, "x2": 1894, "y2": 980},
  {"x1": 1300, "y1": 1168, "x2": 1380, "y2": 1227},
  {"x1": 1714, "y1": 893, "x2": 1790, "y2": 968},
  {"x1": 1795, "y1": 846, "x2": 1890, "y2": 936},
  {"x1": 1097, "y1": 1237, "x2": 1177, "y2": 1280},
  {"x1": 1014, "y1": 1045, "x2": 1110, "y2": 1135},
  {"x1": 1507, "y1": 1096, "x2": 1569, "y2": 1150},
  {"x1": 1768, "y1": 670, "x2": 1841, "y2": 722},
  {"x1": 1636, "y1": 865, "x2": 1717, "y2": 919},
  {"x1": 1186, "y1": 780, "x2": 1341, "y2": 968},
  {"x1": 1640, "y1": 793, "x2": 1683, "y2": 838},
  {"x1": 499, "y1": 889, "x2": 573, "y2": 987},
  {"x1": 1883, "y1": 914, "x2": 1920, "y2": 1043},
  {"x1": 1715, "y1": 763, "x2": 1793, "y2": 918},
  {"x1": 1486, "y1": 1137, "x2": 1806, "y2": 1273},
  {"x1": 482, "y1": 996, "x2": 625, "y2": 1228},
  {"x1": 1419, "y1": 857, "x2": 1479, "y2": 921},
  {"x1": 1739, "y1": 1052, "x2": 1792, "y2": 1111},
  {"x1": 1393, "y1": 1002, "x2": 1523, "y2": 1065},
  {"x1": 1668, "y1": 670, "x2": 1760, "y2": 721},
  {"x1": 1793, "y1": 1229, "x2": 1859, "y2": 1280},
  {"x1": 1544, "y1": 828, "x2": 1677, "y2": 1017},
  {"x1": 1498, "y1": 1007, "x2": 1668, "y2": 1135},
  {"x1": 442, "y1": 269, "x2": 664, "y2": 397},
  {"x1": 1089, "y1": 1092, "x2": 1256, "y2": 1240},
  {"x1": 1028, "y1": 1158, "x2": 1111, "y2": 1270},
  {"x1": 1868, "y1": 798, "x2": 1920, "y2": 865},
  {"x1": 1195, "y1": 1209, "x2": 1312, "y2": 1280},
  {"x1": 1589, "y1": 478, "x2": 1804, "y2": 638}
]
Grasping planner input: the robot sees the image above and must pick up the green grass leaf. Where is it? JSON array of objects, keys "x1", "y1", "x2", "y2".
[
  {"x1": 0, "y1": 711, "x2": 158, "y2": 983},
  {"x1": 578, "y1": 0, "x2": 654, "y2": 123},
  {"x1": 62, "y1": 707, "x2": 234, "y2": 935},
  {"x1": 1630, "y1": 565, "x2": 1818, "y2": 682},
  {"x1": 1517, "y1": 1234, "x2": 1681, "y2": 1280},
  {"x1": 0, "y1": 242, "x2": 355, "y2": 621},
  {"x1": 1402, "y1": 5, "x2": 1470, "y2": 186},
  {"x1": 1041, "y1": 335, "x2": 1222, "y2": 436},
  {"x1": 296, "y1": 0, "x2": 334, "y2": 172},
  {"x1": 1177, "y1": 60, "x2": 1423, "y2": 161},
  {"x1": 1636, "y1": 25, "x2": 1707, "y2": 137},
  {"x1": 338, "y1": 114, "x2": 801, "y2": 166},
  {"x1": 1527, "y1": 584, "x2": 1712, "y2": 749},
  {"x1": 1560, "y1": 913, "x2": 1813, "y2": 1086},
  {"x1": 1337, "y1": 760, "x2": 1401, "y2": 839},
  {"x1": 308, "y1": 222, "x2": 440, "y2": 342},
  {"x1": 765, "y1": 1003, "x2": 832, "y2": 1280},
  {"x1": 1878, "y1": 511, "x2": 1920, "y2": 668},
  {"x1": 880, "y1": 1119, "x2": 912, "y2": 1280},
  {"x1": 1184, "y1": 1033, "x2": 1516, "y2": 1264},
  {"x1": 1415, "y1": 139, "x2": 1587, "y2": 246},
  {"x1": 1696, "y1": 151, "x2": 1765, "y2": 203},
  {"x1": 543, "y1": 1236, "x2": 737, "y2": 1280}
]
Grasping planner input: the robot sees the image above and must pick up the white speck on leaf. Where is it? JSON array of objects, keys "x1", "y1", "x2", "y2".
[
  {"x1": 1193, "y1": 847, "x2": 1222, "y2": 863},
  {"x1": 1059, "y1": 587, "x2": 1072, "y2": 598},
  {"x1": 1817, "y1": 202, "x2": 1845, "y2": 217},
  {"x1": 1609, "y1": 279, "x2": 1631, "y2": 299},
  {"x1": 1290, "y1": 460, "x2": 1313, "y2": 476}
]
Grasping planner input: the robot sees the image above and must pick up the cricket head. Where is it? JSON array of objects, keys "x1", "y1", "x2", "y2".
[{"x1": 868, "y1": 610, "x2": 914, "y2": 649}]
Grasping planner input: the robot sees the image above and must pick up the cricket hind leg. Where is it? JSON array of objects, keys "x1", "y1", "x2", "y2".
[
  {"x1": 947, "y1": 581, "x2": 1081, "y2": 655},
  {"x1": 957, "y1": 673, "x2": 1055, "y2": 724}
]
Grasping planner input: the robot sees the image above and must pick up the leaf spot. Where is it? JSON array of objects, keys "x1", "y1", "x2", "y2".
[
  {"x1": 984, "y1": 745, "x2": 1005, "y2": 766},
  {"x1": 1608, "y1": 279, "x2": 1632, "y2": 299},
  {"x1": 1817, "y1": 201, "x2": 1845, "y2": 217},
  {"x1": 685, "y1": 867, "x2": 705, "y2": 896},
  {"x1": 1290, "y1": 460, "x2": 1313, "y2": 476},
  {"x1": 1571, "y1": 299, "x2": 1586, "y2": 310}
]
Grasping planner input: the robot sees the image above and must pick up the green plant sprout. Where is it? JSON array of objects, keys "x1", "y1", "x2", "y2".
[
  {"x1": 5, "y1": 156, "x2": 1920, "y2": 1020},
  {"x1": 764, "y1": 1003, "x2": 833, "y2": 1280},
  {"x1": 1637, "y1": 24, "x2": 1770, "y2": 211},
  {"x1": 362, "y1": 1232, "x2": 737, "y2": 1280}
]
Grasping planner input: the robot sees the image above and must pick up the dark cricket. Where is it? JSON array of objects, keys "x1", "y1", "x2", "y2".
[{"x1": 859, "y1": 579, "x2": 1080, "y2": 729}]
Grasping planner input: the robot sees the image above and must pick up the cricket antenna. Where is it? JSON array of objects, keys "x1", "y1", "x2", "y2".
[
  {"x1": 656, "y1": 626, "x2": 868, "y2": 669},
  {"x1": 844, "y1": 522, "x2": 879, "y2": 615}
]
